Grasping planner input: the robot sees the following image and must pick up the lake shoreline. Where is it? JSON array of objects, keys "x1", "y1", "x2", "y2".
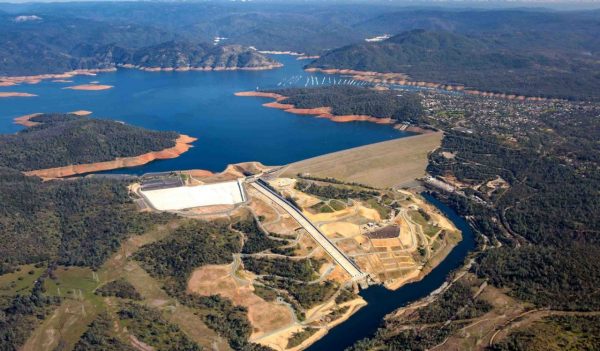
[
  {"x1": 22, "y1": 134, "x2": 197, "y2": 179},
  {"x1": 117, "y1": 63, "x2": 284, "y2": 72},
  {"x1": 235, "y1": 91, "x2": 431, "y2": 133},
  {"x1": 0, "y1": 63, "x2": 283, "y2": 87},
  {"x1": 305, "y1": 67, "x2": 559, "y2": 102},
  {"x1": 0, "y1": 68, "x2": 117, "y2": 87}
]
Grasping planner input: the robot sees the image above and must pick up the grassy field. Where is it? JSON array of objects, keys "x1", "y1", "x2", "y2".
[
  {"x1": 282, "y1": 132, "x2": 442, "y2": 188},
  {"x1": 0, "y1": 264, "x2": 45, "y2": 296},
  {"x1": 18, "y1": 219, "x2": 230, "y2": 351}
]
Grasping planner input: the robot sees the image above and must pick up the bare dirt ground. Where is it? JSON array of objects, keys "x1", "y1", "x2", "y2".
[
  {"x1": 187, "y1": 265, "x2": 294, "y2": 338},
  {"x1": 282, "y1": 133, "x2": 443, "y2": 188},
  {"x1": 320, "y1": 222, "x2": 361, "y2": 238}
]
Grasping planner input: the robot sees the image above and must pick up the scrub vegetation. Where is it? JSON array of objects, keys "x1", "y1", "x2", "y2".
[{"x1": 95, "y1": 279, "x2": 142, "y2": 300}]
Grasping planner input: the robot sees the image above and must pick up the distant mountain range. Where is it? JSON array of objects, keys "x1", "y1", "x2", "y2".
[
  {"x1": 307, "y1": 29, "x2": 600, "y2": 100},
  {"x1": 1, "y1": 3, "x2": 599, "y2": 98},
  {"x1": 72, "y1": 41, "x2": 281, "y2": 72},
  {"x1": 0, "y1": 13, "x2": 279, "y2": 76}
]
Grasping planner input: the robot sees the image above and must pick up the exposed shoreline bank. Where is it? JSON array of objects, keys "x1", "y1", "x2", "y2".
[
  {"x1": 63, "y1": 84, "x2": 114, "y2": 91},
  {"x1": 117, "y1": 63, "x2": 283, "y2": 72},
  {"x1": 0, "y1": 68, "x2": 117, "y2": 87},
  {"x1": 11, "y1": 122, "x2": 197, "y2": 178},
  {"x1": 305, "y1": 67, "x2": 559, "y2": 102},
  {"x1": 0, "y1": 92, "x2": 37, "y2": 98},
  {"x1": 234, "y1": 91, "x2": 430, "y2": 133},
  {"x1": 0, "y1": 63, "x2": 283, "y2": 87}
]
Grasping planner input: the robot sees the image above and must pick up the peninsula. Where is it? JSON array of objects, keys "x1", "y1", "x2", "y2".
[
  {"x1": 6, "y1": 113, "x2": 195, "y2": 178},
  {"x1": 235, "y1": 86, "x2": 427, "y2": 132}
]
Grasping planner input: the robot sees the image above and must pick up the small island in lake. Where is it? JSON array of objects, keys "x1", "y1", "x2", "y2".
[
  {"x1": 63, "y1": 84, "x2": 114, "y2": 91},
  {"x1": 0, "y1": 92, "x2": 37, "y2": 98}
]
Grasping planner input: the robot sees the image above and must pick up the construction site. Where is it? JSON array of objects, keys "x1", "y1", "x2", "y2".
[{"x1": 126, "y1": 134, "x2": 459, "y2": 350}]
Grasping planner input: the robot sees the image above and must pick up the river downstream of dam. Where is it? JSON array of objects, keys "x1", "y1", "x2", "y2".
[
  {"x1": 0, "y1": 54, "x2": 477, "y2": 351},
  {"x1": 307, "y1": 193, "x2": 477, "y2": 351}
]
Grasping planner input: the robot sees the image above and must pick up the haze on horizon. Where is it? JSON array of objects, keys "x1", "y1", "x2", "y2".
[{"x1": 0, "y1": 0, "x2": 599, "y2": 10}]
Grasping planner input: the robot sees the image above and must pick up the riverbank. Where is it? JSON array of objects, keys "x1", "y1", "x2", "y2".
[
  {"x1": 305, "y1": 67, "x2": 559, "y2": 102},
  {"x1": 235, "y1": 91, "x2": 431, "y2": 130},
  {"x1": 23, "y1": 134, "x2": 197, "y2": 179},
  {"x1": 306, "y1": 192, "x2": 477, "y2": 351}
]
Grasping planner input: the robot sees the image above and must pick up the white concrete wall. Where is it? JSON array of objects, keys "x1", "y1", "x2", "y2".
[{"x1": 140, "y1": 180, "x2": 245, "y2": 211}]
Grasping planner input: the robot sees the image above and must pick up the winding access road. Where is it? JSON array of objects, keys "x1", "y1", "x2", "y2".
[{"x1": 250, "y1": 179, "x2": 367, "y2": 281}]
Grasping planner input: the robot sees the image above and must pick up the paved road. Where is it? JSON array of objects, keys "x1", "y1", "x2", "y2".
[{"x1": 250, "y1": 180, "x2": 367, "y2": 280}]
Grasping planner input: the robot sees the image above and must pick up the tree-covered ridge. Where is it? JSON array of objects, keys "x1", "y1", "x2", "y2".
[
  {"x1": 117, "y1": 302, "x2": 201, "y2": 351},
  {"x1": 76, "y1": 41, "x2": 280, "y2": 71},
  {"x1": 0, "y1": 11, "x2": 279, "y2": 76},
  {"x1": 427, "y1": 124, "x2": 600, "y2": 311},
  {"x1": 134, "y1": 220, "x2": 241, "y2": 289},
  {"x1": 269, "y1": 86, "x2": 424, "y2": 123},
  {"x1": 73, "y1": 313, "x2": 136, "y2": 351},
  {"x1": 132, "y1": 221, "x2": 267, "y2": 349},
  {"x1": 0, "y1": 113, "x2": 180, "y2": 171},
  {"x1": 0, "y1": 167, "x2": 173, "y2": 273},
  {"x1": 234, "y1": 217, "x2": 285, "y2": 254},
  {"x1": 308, "y1": 30, "x2": 600, "y2": 101}
]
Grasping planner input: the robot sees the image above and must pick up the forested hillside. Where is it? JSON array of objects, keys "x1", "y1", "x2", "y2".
[
  {"x1": 0, "y1": 13, "x2": 278, "y2": 76},
  {"x1": 308, "y1": 30, "x2": 600, "y2": 100},
  {"x1": 349, "y1": 91, "x2": 600, "y2": 350},
  {"x1": 2, "y1": 3, "x2": 600, "y2": 75},
  {"x1": 2, "y1": 3, "x2": 598, "y2": 55},
  {"x1": 0, "y1": 167, "x2": 172, "y2": 273},
  {"x1": 269, "y1": 86, "x2": 424, "y2": 123},
  {"x1": 0, "y1": 113, "x2": 180, "y2": 171}
]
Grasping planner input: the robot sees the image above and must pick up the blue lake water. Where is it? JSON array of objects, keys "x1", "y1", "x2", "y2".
[
  {"x1": 0, "y1": 56, "x2": 475, "y2": 351},
  {"x1": 0, "y1": 55, "x2": 408, "y2": 173}
]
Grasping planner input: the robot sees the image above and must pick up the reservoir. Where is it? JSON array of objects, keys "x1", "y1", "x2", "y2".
[
  {"x1": 307, "y1": 193, "x2": 476, "y2": 351},
  {"x1": 0, "y1": 55, "x2": 475, "y2": 351},
  {"x1": 0, "y1": 55, "x2": 407, "y2": 173}
]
